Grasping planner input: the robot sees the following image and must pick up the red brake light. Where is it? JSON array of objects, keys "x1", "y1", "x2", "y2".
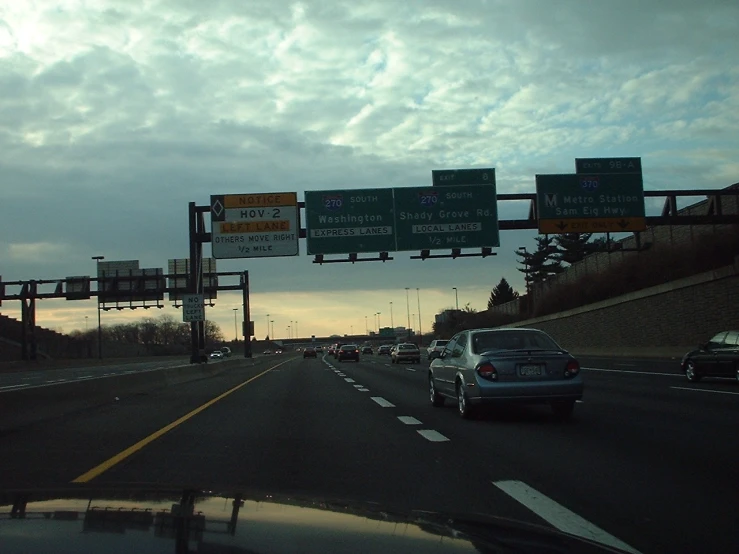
[
  {"x1": 565, "y1": 359, "x2": 580, "y2": 377},
  {"x1": 477, "y1": 362, "x2": 498, "y2": 380}
]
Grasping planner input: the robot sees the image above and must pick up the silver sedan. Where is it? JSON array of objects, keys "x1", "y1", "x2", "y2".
[{"x1": 428, "y1": 328, "x2": 583, "y2": 419}]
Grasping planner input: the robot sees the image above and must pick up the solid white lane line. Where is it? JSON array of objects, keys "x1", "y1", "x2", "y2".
[
  {"x1": 358, "y1": 388, "x2": 369, "y2": 392},
  {"x1": 370, "y1": 396, "x2": 395, "y2": 408},
  {"x1": 398, "y1": 416, "x2": 422, "y2": 425},
  {"x1": 0, "y1": 384, "x2": 31, "y2": 391},
  {"x1": 582, "y1": 367, "x2": 679, "y2": 377},
  {"x1": 670, "y1": 386, "x2": 739, "y2": 396},
  {"x1": 493, "y1": 480, "x2": 641, "y2": 554},
  {"x1": 417, "y1": 430, "x2": 450, "y2": 442},
  {"x1": 344, "y1": 378, "x2": 355, "y2": 383}
]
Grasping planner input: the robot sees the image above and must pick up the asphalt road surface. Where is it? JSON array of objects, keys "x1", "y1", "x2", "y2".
[
  {"x1": 0, "y1": 356, "x2": 229, "y2": 391},
  {"x1": 0, "y1": 352, "x2": 736, "y2": 553}
]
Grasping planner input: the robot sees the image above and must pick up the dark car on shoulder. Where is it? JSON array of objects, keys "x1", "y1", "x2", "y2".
[
  {"x1": 681, "y1": 330, "x2": 739, "y2": 382},
  {"x1": 337, "y1": 344, "x2": 360, "y2": 362}
]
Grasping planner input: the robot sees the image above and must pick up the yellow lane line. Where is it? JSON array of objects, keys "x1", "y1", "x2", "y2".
[{"x1": 72, "y1": 359, "x2": 291, "y2": 483}]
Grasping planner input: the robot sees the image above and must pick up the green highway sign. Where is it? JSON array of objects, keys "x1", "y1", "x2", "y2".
[
  {"x1": 394, "y1": 185, "x2": 499, "y2": 251},
  {"x1": 536, "y1": 173, "x2": 646, "y2": 234},
  {"x1": 575, "y1": 157, "x2": 642, "y2": 175},
  {"x1": 432, "y1": 168, "x2": 496, "y2": 187},
  {"x1": 305, "y1": 188, "x2": 396, "y2": 255}
]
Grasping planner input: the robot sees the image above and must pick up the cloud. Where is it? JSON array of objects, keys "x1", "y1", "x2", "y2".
[{"x1": 0, "y1": 0, "x2": 736, "y2": 336}]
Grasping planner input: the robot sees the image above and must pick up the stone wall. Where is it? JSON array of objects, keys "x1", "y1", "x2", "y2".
[{"x1": 506, "y1": 257, "x2": 739, "y2": 357}]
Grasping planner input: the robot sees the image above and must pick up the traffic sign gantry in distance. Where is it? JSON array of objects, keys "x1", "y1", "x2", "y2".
[
  {"x1": 394, "y1": 185, "x2": 499, "y2": 251},
  {"x1": 210, "y1": 193, "x2": 299, "y2": 259},
  {"x1": 432, "y1": 168, "x2": 496, "y2": 187},
  {"x1": 305, "y1": 188, "x2": 396, "y2": 255},
  {"x1": 536, "y1": 157, "x2": 646, "y2": 234}
]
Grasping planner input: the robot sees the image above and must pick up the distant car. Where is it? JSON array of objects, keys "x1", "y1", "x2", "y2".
[
  {"x1": 377, "y1": 345, "x2": 392, "y2": 356},
  {"x1": 220, "y1": 346, "x2": 232, "y2": 357},
  {"x1": 275, "y1": 349, "x2": 283, "y2": 354},
  {"x1": 328, "y1": 345, "x2": 337, "y2": 356},
  {"x1": 426, "y1": 340, "x2": 449, "y2": 360},
  {"x1": 263, "y1": 349, "x2": 273, "y2": 355},
  {"x1": 303, "y1": 347, "x2": 317, "y2": 358},
  {"x1": 332, "y1": 344, "x2": 347, "y2": 359},
  {"x1": 428, "y1": 328, "x2": 583, "y2": 419},
  {"x1": 209, "y1": 350, "x2": 224, "y2": 359},
  {"x1": 391, "y1": 343, "x2": 421, "y2": 364},
  {"x1": 681, "y1": 330, "x2": 739, "y2": 382},
  {"x1": 315, "y1": 346, "x2": 323, "y2": 353},
  {"x1": 337, "y1": 344, "x2": 360, "y2": 362},
  {"x1": 361, "y1": 346, "x2": 373, "y2": 354}
]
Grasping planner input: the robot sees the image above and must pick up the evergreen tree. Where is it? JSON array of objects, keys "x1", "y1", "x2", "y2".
[
  {"x1": 516, "y1": 235, "x2": 564, "y2": 285},
  {"x1": 487, "y1": 277, "x2": 519, "y2": 309},
  {"x1": 552, "y1": 233, "x2": 594, "y2": 265}
]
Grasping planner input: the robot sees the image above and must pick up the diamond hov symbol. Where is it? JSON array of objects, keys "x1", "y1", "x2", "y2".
[{"x1": 211, "y1": 198, "x2": 224, "y2": 218}]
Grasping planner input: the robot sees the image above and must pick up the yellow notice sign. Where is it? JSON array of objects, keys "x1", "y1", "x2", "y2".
[{"x1": 224, "y1": 193, "x2": 297, "y2": 208}]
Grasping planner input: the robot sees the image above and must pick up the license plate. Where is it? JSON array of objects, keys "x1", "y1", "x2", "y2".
[{"x1": 519, "y1": 364, "x2": 542, "y2": 376}]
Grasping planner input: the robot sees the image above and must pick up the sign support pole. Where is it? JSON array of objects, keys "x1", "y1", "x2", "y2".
[{"x1": 242, "y1": 271, "x2": 252, "y2": 358}]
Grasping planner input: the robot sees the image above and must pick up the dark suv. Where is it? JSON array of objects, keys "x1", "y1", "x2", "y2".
[{"x1": 337, "y1": 344, "x2": 360, "y2": 362}]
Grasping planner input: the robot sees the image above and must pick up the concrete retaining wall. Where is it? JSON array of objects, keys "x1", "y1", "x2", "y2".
[{"x1": 504, "y1": 257, "x2": 739, "y2": 358}]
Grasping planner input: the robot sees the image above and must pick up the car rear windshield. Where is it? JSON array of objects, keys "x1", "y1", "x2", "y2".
[
  {"x1": 399, "y1": 344, "x2": 418, "y2": 350},
  {"x1": 472, "y1": 331, "x2": 560, "y2": 353},
  {"x1": 341, "y1": 345, "x2": 358, "y2": 351}
]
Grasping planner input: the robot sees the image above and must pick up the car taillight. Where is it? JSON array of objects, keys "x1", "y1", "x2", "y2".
[
  {"x1": 355, "y1": 350, "x2": 359, "y2": 353},
  {"x1": 477, "y1": 362, "x2": 498, "y2": 381},
  {"x1": 565, "y1": 359, "x2": 580, "y2": 377}
]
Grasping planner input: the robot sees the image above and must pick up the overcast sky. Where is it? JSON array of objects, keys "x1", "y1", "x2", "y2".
[{"x1": 1, "y1": 0, "x2": 737, "y2": 340}]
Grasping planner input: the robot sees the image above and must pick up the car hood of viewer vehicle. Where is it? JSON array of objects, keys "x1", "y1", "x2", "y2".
[{"x1": 0, "y1": 486, "x2": 631, "y2": 554}]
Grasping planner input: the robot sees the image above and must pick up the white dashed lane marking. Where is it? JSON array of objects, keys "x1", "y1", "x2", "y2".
[
  {"x1": 493, "y1": 480, "x2": 641, "y2": 554},
  {"x1": 344, "y1": 378, "x2": 355, "y2": 383},
  {"x1": 358, "y1": 388, "x2": 369, "y2": 392},
  {"x1": 398, "y1": 416, "x2": 422, "y2": 425},
  {"x1": 417, "y1": 430, "x2": 450, "y2": 442},
  {"x1": 370, "y1": 397, "x2": 395, "y2": 408}
]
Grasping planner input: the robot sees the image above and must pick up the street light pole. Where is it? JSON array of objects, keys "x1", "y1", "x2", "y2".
[
  {"x1": 85, "y1": 316, "x2": 88, "y2": 331},
  {"x1": 295, "y1": 321, "x2": 298, "y2": 339},
  {"x1": 452, "y1": 287, "x2": 459, "y2": 310},
  {"x1": 266, "y1": 313, "x2": 270, "y2": 339},
  {"x1": 405, "y1": 288, "x2": 411, "y2": 341},
  {"x1": 390, "y1": 302, "x2": 394, "y2": 329},
  {"x1": 365, "y1": 315, "x2": 368, "y2": 335},
  {"x1": 270, "y1": 320, "x2": 274, "y2": 340},
  {"x1": 233, "y1": 308, "x2": 238, "y2": 341},
  {"x1": 416, "y1": 288, "x2": 423, "y2": 347},
  {"x1": 92, "y1": 255, "x2": 105, "y2": 359},
  {"x1": 377, "y1": 312, "x2": 381, "y2": 332}
]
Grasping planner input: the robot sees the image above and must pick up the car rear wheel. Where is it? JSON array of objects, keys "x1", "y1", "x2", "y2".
[
  {"x1": 685, "y1": 360, "x2": 701, "y2": 382},
  {"x1": 551, "y1": 400, "x2": 575, "y2": 419},
  {"x1": 429, "y1": 375, "x2": 444, "y2": 407},
  {"x1": 457, "y1": 382, "x2": 475, "y2": 419}
]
